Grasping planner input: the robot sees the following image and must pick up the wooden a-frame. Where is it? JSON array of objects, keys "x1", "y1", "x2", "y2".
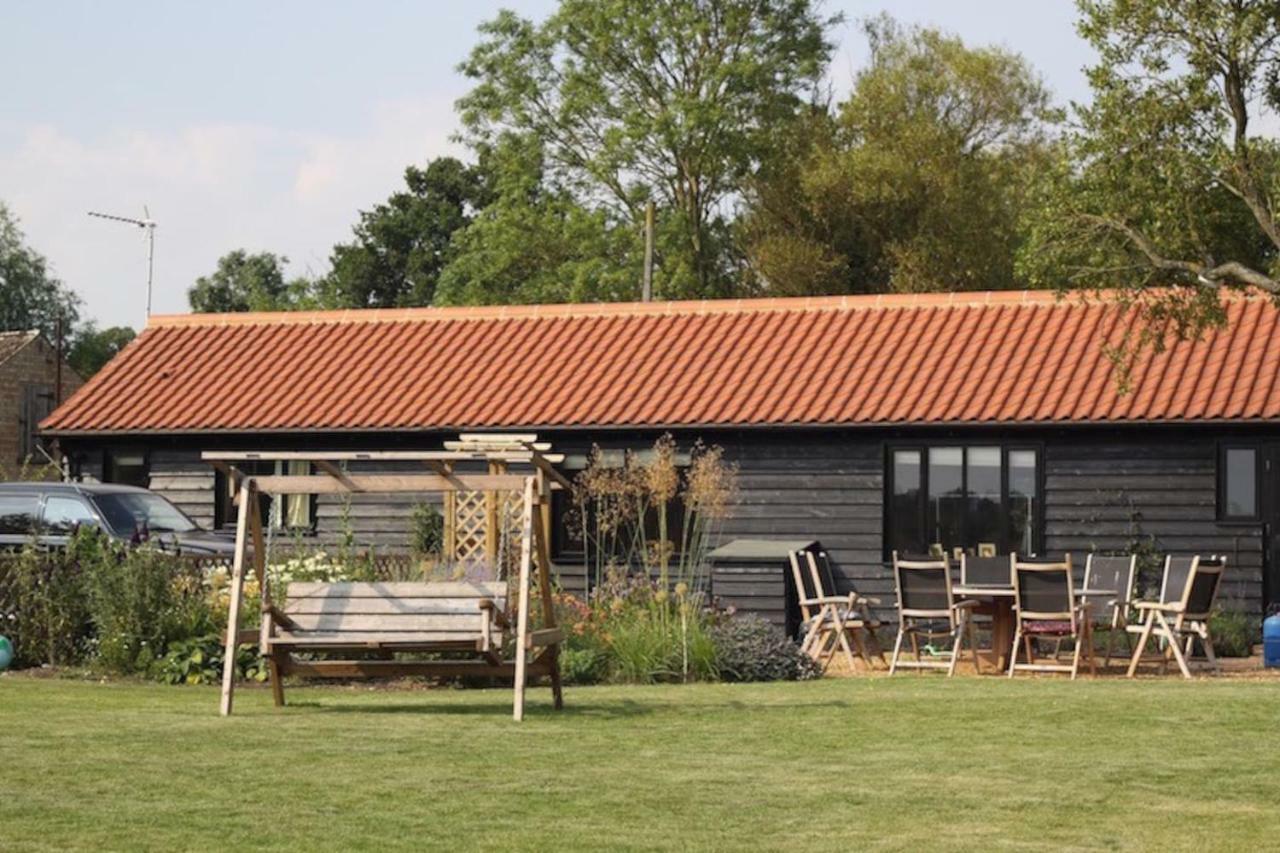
[{"x1": 210, "y1": 436, "x2": 567, "y2": 721}]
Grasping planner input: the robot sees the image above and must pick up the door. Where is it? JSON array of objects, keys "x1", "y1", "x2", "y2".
[{"x1": 1265, "y1": 444, "x2": 1280, "y2": 614}]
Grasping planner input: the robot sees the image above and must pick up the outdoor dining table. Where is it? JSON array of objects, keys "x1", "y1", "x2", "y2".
[{"x1": 952, "y1": 584, "x2": 1118, "y2": 670}]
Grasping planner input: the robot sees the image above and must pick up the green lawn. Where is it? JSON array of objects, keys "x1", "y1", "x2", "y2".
[{"x1": 1, "y1": 674, "x2": 1278, "y2": 852}]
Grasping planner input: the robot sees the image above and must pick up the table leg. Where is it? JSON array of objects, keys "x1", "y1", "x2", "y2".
[{"x1": 991, "y1": 599, "x2": 1015, "y2": 671}]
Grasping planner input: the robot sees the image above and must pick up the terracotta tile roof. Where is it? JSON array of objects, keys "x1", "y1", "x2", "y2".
[
  {"x1": 39, "y1": 291, "x2": 1280, "y2": 434},
  {"x1": 0, "y1": 330, "x2": 39, "y2": 366}
]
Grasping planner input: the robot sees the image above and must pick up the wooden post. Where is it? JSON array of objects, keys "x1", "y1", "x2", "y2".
[
  {"x1": 443, "y1": 491, "x2": 456, "y2": 563},
  {"x1": 485, "y1": 461, "x2": 504, "y2": 567},
  {"x1": 532, "y1": 469, "x2": 564, "y2": 710},
  {"x1": 219, "y1": 480, "x2": 255, "y2": 717},
  {"x1": 512, "y1": 476, "x2": 535, "y2": 721}
]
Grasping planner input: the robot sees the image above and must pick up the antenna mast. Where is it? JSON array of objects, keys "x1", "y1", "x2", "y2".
[{"x1": 88, "y1": 208, "x2": 157, "y2": 320}]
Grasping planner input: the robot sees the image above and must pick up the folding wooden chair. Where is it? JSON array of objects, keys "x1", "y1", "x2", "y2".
[
  {"x1": 889, "y1": 552, "x2": 980, "y2": 677},
  {"x1": 1124, "y1": 555, "x2": 1194, "y2": 669},
  {"x1": 788, "y1": 550, "x2": 884, "y2": 672},
  {"x1": 1126, "y1": 556, "x2": 1227, "y2": 679},
  {"x1": 1082, "y1": 553, "x2": 1137, "y2": 669},
  {"x1": 1008, "y1": 553, "x2": 1095, "y2": 679}
]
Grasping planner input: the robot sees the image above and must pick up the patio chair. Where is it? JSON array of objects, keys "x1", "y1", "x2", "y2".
[
  {"x1": 1082, "y1": 553, "x2": 1137, "y2": 668},
  {"x1": 788, "y1": 550, "x2": 885, "y2": 673},
  {"x1": 1007, "y1": 553, "x2": 1095, "y2": 679},
  {"x1": 958, "y1": 553, "x2": 1013, "y2": 654},
  {"x1": 1123, "y1": 555, "x2": 1195, "y2": 667},
  {"x1": 889, "y1": 552, "x2": 981, "y2": 677},
  {"x1": 1126, "y1": 556, "x2": 1227, "y2": 679}
]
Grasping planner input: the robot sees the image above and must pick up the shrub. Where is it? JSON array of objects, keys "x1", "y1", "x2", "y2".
[
  {"x1": 711, "y1": 614, "x2": 820, "y2": 682},
  {"x1": 0, "y1": 541, "x2": 92, "y2": 667},
  {"x1": 1210, "y1": 608, "x2": 1260, "y2": 658},
  {"x1": 82, "y1": 534, "x2": 215, "y2": 674},
  {"x1": 558, "y1": 646, "x2": 608, "y2": 685},
  {"x1": 157, "y1": 634, "x2": 267, "y2": 685}
]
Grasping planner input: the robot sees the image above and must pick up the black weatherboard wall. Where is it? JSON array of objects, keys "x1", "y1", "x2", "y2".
[{"x1": 61, "y1": 421, "x2": 1273, "y2": 619}]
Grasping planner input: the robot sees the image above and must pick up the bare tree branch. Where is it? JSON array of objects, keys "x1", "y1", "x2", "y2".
[{"x1": 1079, "y1": 213, "x2": 1280, "y2": 294}]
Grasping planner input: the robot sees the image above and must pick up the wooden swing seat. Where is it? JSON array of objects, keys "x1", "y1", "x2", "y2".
[{"x1": 262, "y1": 581, "x2": 562, "y2": 689}]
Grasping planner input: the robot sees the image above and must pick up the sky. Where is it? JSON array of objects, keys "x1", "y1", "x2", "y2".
[{"x1": 0, "y1": 1, "x2": 1093, "y2": 331}]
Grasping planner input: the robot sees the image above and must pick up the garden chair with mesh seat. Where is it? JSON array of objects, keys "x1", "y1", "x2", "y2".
[
  {"x1": 1081, "y1": 553, "x2": 1137, "y2": 669},
  {"x1": 1007, "y1": 553, "x2": 1095, "y2": 679},
  {"x1": 889, "y1": 552, "x2": 981, "y2": 676},
  {"x1": 1126, "y1": 556, "x2": 1227, "y2": 679},
  {"x1": 788, "y1": 550, "x2": 883, "y2": 673}
]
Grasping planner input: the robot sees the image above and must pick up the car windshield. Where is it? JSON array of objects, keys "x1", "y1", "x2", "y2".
[{"x1": 91, "y1": 492, "x2": 200, "y2": 536}]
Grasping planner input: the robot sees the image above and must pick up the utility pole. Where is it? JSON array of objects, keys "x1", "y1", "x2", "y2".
[
  {"x1": 54, "y1": 315, "x2": 63, "y2": 406},
  {"x1": 642, "y1": 200, "x2": 655, "y2": 302}
]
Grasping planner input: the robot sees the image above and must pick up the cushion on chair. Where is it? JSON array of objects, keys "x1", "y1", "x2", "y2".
[{"x1": 1023, "y1": 620, "x2": 1073, "y2": 635}]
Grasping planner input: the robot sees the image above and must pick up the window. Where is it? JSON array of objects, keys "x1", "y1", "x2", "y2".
[
  {"x1": 90, "y1": 492, "x2": 199, "y2": 537},
  {"x1": 1219, "y1": 444, "x2": 1258, "y2": 521},
  {"x1": 885, "y1": 445, "x2": 1041, "y2": 558},
  {"x1": 214, "y1": 461, "x2": 316, "y2": 532},
  {"x1": 18, "y1": 385, "x2": 55, "y2": 463},
  {"x1": 41, "y1": 496, "x2": 100, "y2": 534},
  {"x1": 103, "y1": 450, "x2": 150, "y2": 488},
  {"x1": 0, "y1": 494, "x2": 40, "y2": 535}
]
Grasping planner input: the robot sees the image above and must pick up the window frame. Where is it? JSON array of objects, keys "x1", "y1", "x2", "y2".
[
  {"x1": 882, "y1": 442, "x2": 1044, "y2": 560},
  {"x1": 213, "y1": 461, "x2": 318, "y2": 533},
  {"x1": 1217, "y1": 442, "x2": 1261, "y2": 523},
  {"x1": 102, "y1": 448, "x2": 151, "y2": 488}
]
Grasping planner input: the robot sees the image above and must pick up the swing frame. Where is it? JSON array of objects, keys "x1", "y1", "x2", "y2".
[{"x1": 206, "y1": 435, "x2": 571, "y2": 721}]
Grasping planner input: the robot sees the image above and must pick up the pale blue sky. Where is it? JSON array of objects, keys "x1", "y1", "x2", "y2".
[{"x1": 1, "y1": 1, "x2": 1092, "y2": 329}]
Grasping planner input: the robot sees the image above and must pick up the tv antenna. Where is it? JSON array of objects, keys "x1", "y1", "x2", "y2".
[{"x1": 88, "y1": 207, "x2": 157, "y2": 319}]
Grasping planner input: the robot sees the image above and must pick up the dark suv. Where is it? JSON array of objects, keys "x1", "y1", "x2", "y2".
[{"x1": 0, "y1": 482, "x2": 236, "y2": 556}]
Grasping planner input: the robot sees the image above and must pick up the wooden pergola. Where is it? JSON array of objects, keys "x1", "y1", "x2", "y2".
[{"x1": 205, "y1": 434, "x2": 572, "y2": 720}]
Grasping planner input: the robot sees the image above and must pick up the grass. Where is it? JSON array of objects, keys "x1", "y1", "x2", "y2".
[{"x1": 2, "y1": 674, "x2": 1279, "y2": 851}]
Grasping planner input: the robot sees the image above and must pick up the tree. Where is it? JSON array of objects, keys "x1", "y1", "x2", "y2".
[
  {"x1": 435, "y1": 136, "x2": 642, "y2": 305},
  {"x1": 318, "y1": 157, "x2": 490, "y2": 309},
  {"x1": 743, "y1": 17, "x2": 1056, "y2": 295},
  {"x1": 456, "y1": 0, "x2": 838, "y2": 299},
  {"x1": 0, "y1": 202, "x2": 81, "y2": 337},
  {"x1": 1020, "y1": 0, "x2": 1280, "y2": 327},
  {"x1": 187, "y1": 250, "x2": 310, "y2": 313},
  {"x1": 67, "y1": 323, "x2": 135, "y2": 378}
]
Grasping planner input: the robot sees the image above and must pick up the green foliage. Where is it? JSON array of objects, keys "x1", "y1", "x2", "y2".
[
  {"x1": 710, "y1": 614, "x2": 819, "y2": 682},
  {"x1": 67, "y1": 322, "x2": 136, "y2": 377},
  {"x1": 0, "y1": 201, "x2": 80, "y2": 338},
  {"x1": 187, "y1": 249, "x2": 313, "y2": 313},
  {"x1": 1019, "y1": 0, "x2": 1280, "y2": 347},
  {"x1": 157, "y1": 634, "x2": 266, "y2": 685},
  {"x1": 1210, "y1": 608, "x2": 1261, "y2": 658},
  {"x1": 81, "y1": 533, "x2": 215, "y2": 674},
  {"x1": 456, "y1": 0, "x2": 838, "y2": 299},
  {"x1": 408, "y1": 503, "x2": 443, "y2": 562},
  {"x1": 318, "y1": 157, "x2": 491, "y2": 308},
  {"x1": 0, "y1": 540, "x2": 92, "y2": 667},
  {"x1": 743, "y1": 17, "x2": 1056, "y2": 295}
]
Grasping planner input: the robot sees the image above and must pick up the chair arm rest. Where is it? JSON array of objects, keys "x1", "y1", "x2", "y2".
[
  {"x1": 953, "y1": 600, "x2": 980, "y2": 610},
  {"x1": 801, "y1": 595, "x2": 857, "y2": 607},
  {"x1": 858, "y1": 596, "x2": 882, "y2": 606},
  {"x1": 1133, "y1": 601, "x2": 1181, "y2": 612}
]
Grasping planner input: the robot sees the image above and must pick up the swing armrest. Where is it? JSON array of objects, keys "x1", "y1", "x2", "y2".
[
  {"x1": 267, "y1": 605, "x2": 299, "y2": 631},
  {"x1": 479, "y1": 598, "x2": 511, "y2": 629}
]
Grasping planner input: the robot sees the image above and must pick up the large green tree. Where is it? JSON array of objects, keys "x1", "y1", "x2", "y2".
[
  {"x1": 187, "y1": 250, "x2": 310, "y2": 313},
  {"x1": 1020, "y1": 0, "x2": 1280, "y2": 330},
  {"x1": 435, "y1": 136, "x2": 641, "y2": 305},
  {"x1": 743, "y1": 18, "x2": 1056, "y2": 295},
  {"x1": 0, "y1": 203, "x2": 81, "y2": 338},
  {"x1": 318, "y1": 157, "x2": 490, "y2": 308},
  {"x1": 456, "y1": 0, "x2": 837, "y2": 299}
]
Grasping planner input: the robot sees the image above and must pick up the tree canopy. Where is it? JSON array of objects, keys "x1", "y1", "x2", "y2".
[
  {"x1": 743, "y1": 17, "x2": 1056, "y2": 295},
  {"x1": 1021, "y1": 0, "x2": 1280, "y2": 328},
  {"x1": 187, "y1": 250, "x2": 310, "y2": 314},
  {"x1": 455, "y1": 0, "x2": 838, "y2": 300},
  {"x1": 0, "y1": 203, "x2": 80, "y2": 340}
]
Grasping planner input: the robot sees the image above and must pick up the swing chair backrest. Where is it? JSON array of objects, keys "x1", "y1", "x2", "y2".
[{"x1": 272, "y1": 581, "x2": 509, "y2": 650}]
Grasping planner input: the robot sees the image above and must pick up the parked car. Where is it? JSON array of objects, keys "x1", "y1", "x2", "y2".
[{"x1": 0, "y1": 482, "x2": 236, "y2": 556}]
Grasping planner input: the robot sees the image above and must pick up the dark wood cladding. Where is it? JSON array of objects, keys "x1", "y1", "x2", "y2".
[{"x1": 60, "y1": 422, "x2": 1273, "y2": 618}]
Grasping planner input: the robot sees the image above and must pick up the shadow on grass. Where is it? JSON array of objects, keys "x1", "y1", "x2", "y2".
[{"x1": 280, "y1": 696, "x2": 853, "y2": 719}]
